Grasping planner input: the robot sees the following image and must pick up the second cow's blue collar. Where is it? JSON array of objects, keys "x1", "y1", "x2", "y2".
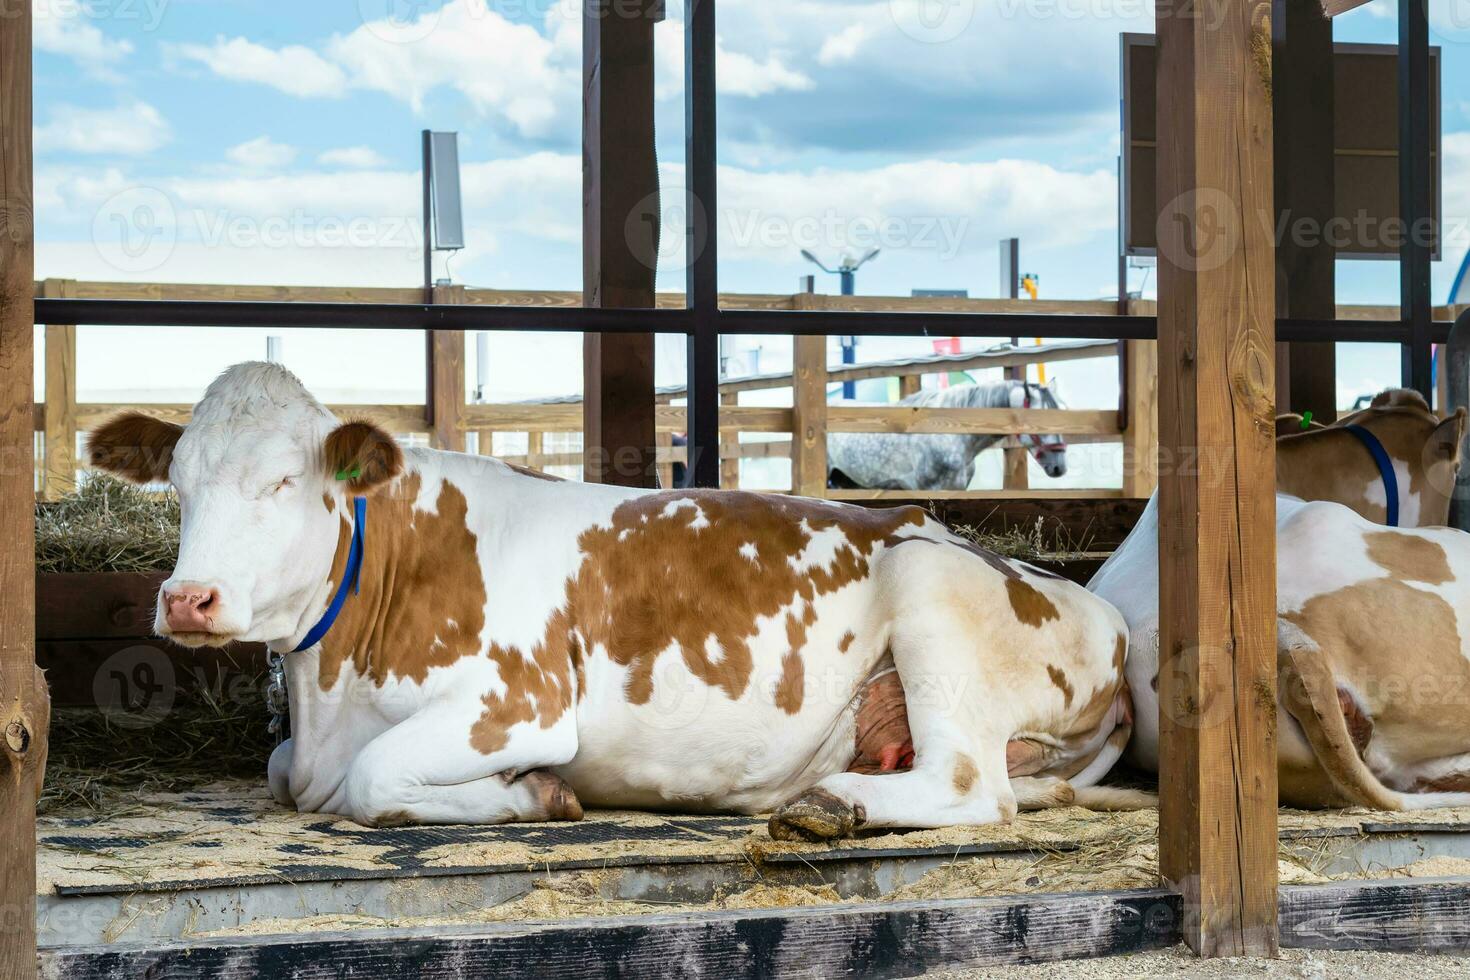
[{"x1": 1343, "y1": 424, "x2": 1399, "y2": 527}]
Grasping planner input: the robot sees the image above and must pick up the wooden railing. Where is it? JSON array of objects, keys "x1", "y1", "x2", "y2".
[{"x1": 34, "y1": 278, "x2": 1461, "y2": 501}]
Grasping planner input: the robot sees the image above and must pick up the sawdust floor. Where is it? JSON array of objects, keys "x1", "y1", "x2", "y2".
[{"x1": 37, "y1": 780, "x2": 1470, "y2": 938}]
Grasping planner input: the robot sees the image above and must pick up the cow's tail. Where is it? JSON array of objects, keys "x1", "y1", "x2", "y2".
[
  {"x1": 1071, "y1": 785, "x2": 1158, "y2": 811},
  {"x1": 1279, "y1": 622, "x2": 1470, "y2": 812}
]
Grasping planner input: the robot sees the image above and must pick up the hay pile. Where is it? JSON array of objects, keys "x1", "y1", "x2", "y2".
[
  {"x1": 36, "y1": 475, "x2": 179, "y2": 574},
  {"x1": 42, "y1": 679, "x2": 275, "y2": 817},
  {"x1": 952, "y1": 515, "x2": 1100, "y2": 564}
]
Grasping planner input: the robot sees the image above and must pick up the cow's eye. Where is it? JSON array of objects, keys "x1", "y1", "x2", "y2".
[{"x1": 272, "y1": 476, "x2": 297, "y2": 494}]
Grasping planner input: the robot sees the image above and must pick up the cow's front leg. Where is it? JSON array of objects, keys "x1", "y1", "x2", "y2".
[{"x1": 339, "y1": 706, "x2": 580, "y2": 827}]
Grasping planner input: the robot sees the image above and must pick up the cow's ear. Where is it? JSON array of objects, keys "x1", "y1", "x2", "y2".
[
  {"x1": 323, "y1": 420, "x2": 403, "y2": 495},
  {"x1": 1428, "y1": 408, "x2": 1469, "y2": 466},
  {"x1": 86, "y1": 412, "x2": 184, "y2": 484}
]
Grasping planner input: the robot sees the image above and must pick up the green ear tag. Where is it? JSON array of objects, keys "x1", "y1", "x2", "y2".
[
  {"x1": 335, "y1": 465, "x2": 362, "y2": 481},
  {"x1": 1300, "y1": 410, "x2": 1314, "y2": 430}
]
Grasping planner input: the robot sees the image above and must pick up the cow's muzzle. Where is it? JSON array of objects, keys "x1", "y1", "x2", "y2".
[{"x1": 161, "y1": 582, "x2": 226, "y2": 638}]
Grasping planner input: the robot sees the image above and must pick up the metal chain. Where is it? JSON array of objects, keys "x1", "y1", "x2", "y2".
[{"x1": 265, "y1": 651, "x2": 289, "y2": 743}]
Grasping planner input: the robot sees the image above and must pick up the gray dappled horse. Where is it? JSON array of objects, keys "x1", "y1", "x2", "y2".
[{"x1": 827, "y1": 379, "x2": 1068, "y2": 491}]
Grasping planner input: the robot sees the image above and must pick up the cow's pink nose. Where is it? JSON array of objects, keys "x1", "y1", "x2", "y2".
[{"x1": 163, "y1": 584, "x2": 220, "y2": 632}]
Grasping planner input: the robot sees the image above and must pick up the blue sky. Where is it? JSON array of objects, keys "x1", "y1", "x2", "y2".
[{"x1": 31, "y1": 0, "x2": 1470, "y2": 442}]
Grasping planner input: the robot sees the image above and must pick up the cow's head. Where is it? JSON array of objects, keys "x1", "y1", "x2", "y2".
[{"x1": 86, "y1": 363, "x2": 402, "y2": 649}]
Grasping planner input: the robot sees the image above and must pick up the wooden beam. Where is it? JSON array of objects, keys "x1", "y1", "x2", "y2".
[
  {"x1": 0, "y1": 1, "x2": 45, "y2": 975},
  {"x1": 1122, "y1": 339, "x2": 1159, "y2": 498},
  {"x1": 41, "y1": 279, "x2": 77, "y2": 501},
  {"x1": 1274, "y1": 0, "x2": 1337, "y2": 421},
  {"x1": 825, "y1": 406, "x2": 1119, "y2": 436},
  {"x1": 1154, "y1": 0, "x2": 1280, "y2": 957},
  {"x1": 427, "y1": 284, "x2": 466, "y2": 452},
  {"x1": 582, "y1": 0, "x2": 658, "y2": 488}
]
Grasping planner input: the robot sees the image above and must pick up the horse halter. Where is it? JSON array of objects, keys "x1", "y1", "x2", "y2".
[{"x1": 1019, "y1": 381, "x2": 1066, "y2": 461}]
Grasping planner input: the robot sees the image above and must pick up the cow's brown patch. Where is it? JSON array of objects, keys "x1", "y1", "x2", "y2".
[
  {"x1": 322, "y1": 493, "x2": 335, "y2": 514},
  {"x1": 838, "y1": 631, "x2": 856, "y2": 654},
  {"x1": 1285, "y1": 577, "x2": 1470, "y2": 763},
  {"x1": 1366, "y1": 531, "x2": 1453, "y2": 585},
  {"x1": 87, "y1": 411, "x2": 184, "y2": 484},
  {"x1": 1005, "y1": 577, "x2": 1060, "y2": 628},
  {"x1": 1047, "y1": 665, "x2": 1075, "y2": 707},
  {"x1": 1411, "y1": 771, "x2": 1470, "y2": 793},
  {"x1": 566, "y1": 493, "x2": 926, "y2": 706},
  {"x1": 952, "y1": 754, "x2": 979, "y2": 795},
  {"x1": 774, "y1": 650, "x2": 805, "y2": 715},
  {"x1": 317, "y1": 472, "x2": 489, "y2": 691},
  {"x1": 471, "y1": 613, "x2": 577, "y2": 755}
]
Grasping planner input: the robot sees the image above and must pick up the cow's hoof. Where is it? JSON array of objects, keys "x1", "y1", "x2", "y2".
[
  {"x1": 768, "y1": 789, "x2": 865, "y2": 842},
  {"x1": 524, "y1": 770, "x2": 584, "y2": 822}
]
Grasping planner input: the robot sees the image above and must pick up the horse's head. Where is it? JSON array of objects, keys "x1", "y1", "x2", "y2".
[{"x1": 1013, "y1": 381, "x2": 1068, "y2": 478}]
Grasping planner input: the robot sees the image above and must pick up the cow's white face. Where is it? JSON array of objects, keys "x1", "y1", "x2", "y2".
[{"x1": 86, "y1": 363, "x2": 402, "y2": 650}]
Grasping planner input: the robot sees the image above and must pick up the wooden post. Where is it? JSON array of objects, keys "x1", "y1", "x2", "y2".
[
  {"x1": 899, "y1": 374, "x2": 922, "y2": 399},
  {"x1": 41, "y1": 279, "x2": 77, "y2": 501},
  {"x1": 720, "y1": 391, "x2": 740, "y2": 489},
  {"x1": 791, "y1": 335, "x2": 828, "y2": 497},
  {"x1": 1273, "y1": 0, "x2": 1336, "y2": 421},
  {"x1": 1122, "y1": 339, "x2": 1158, "y2": 498},
  {"x1": 427, "y1": 284, "x2": 466, "y2": 452},
  {"x1": 1, "y1": 2, "x2": 47, "y2": 976},
  {"x1": 583, "y1": 0, "x2": 659, "y2": 488},
  {"x1": 1155, "y1": 0, "x2": 1279, "y2": 957}
]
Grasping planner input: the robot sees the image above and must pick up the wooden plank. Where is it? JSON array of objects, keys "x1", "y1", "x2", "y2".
[
  {"x1": 1154, "y1": 0, "x2": 1279, "y2": 956},
  {"x1": 825, "y1": 406, "x2": 1119, "y2": 436},
  {"x1": 73, "y1": 404, "x2": 430, "y2": 435},
  {"x1": 0, "y1": 1, "x2": 43, "y2": 975},
  {"x1": 37, "y1": 888, "x2": 1183, "y2": 978},
  {"x1": 1274, "y1": 0, "x2": 1337, "y2": 421},
  {"x1": 427, "y1": 285, "x2": 466, "y2": 452},
  {"x1": 41, "y1": 280, "x2": 77, "y2": 501},
  {"x1": 1280, "y1": 878, "x2": 1470, "y2": 951},
  {"x1": 35, "y1": 572, "x2": 166, "y2": 639},
  {"x1": 791, "y1": 329, "x2": 828, "y2": 497},
  {"x1": 582, "y1": 0, "x2": 658, "y2": 488},
  {"x1": 1122, "y1": 339, "x2": 1159, "y2": 497},
  {"x1": 36, "y1": 638, "x2": 268, "y2": 709},
  {"x1": 830, "y1": 488, "x2": 1123, "y2": 501},
  {"x1": 719, "y1": 392, "x2": 740, "y2": 489}
]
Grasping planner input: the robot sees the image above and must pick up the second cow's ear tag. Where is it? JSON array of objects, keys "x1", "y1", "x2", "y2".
[
  {"x1": 335, "y1": 465, "x2": 362, "y2": 482},
  {"x1": 1300, "y1": 411, "x2": 1313, "y2": 430}
]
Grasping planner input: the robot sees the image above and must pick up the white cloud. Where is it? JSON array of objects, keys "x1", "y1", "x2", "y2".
[
  {"x1": 226, "y1": 136, "x2": 297, "y2": 170},
  {"x1": 318, "y1": 146, "x2": 389, "y2": 168},
  {"x1": 35, "y1": 101, "x2": 171, "y2": 156},
  {"x1": 817, "y1": 22, "x2": 870, "y2": 67},
  {"x1": 714, "y1": 44, "x2": 815, "y2": 97},
  {"x1": 34, "y1": 6, "x2": 134, "y2": 74},
  {"x1": 171, "y1": 35, "x2": 349, "y2": 98}
]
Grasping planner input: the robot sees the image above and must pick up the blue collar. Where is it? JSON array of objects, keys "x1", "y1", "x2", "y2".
[
  {"x1": 1343, "y1": 425, "x2": 1399, "y2": 527},
  {"x1": 292, "y1": 495, "x2": 367, "y2": 653}
]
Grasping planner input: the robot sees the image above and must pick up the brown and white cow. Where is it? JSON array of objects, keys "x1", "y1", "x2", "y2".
[
  {"x1": 1093, "y1": 493, "x2": 1470, "y2": 810},
  {"x1": 87, "y1": 362, "x2": 1141, "y2": 836}
]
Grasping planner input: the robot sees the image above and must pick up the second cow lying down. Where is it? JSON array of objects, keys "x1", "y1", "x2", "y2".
[{"x1": 87, "y1": 362, "x2": 1141, "y2": 836}]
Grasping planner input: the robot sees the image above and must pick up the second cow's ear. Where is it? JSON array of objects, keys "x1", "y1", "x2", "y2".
[
  {"x1": 323, "y1": 421, "x2": 403, "y2": 495},
  {"x1": 1428, "y1": 408, "x2": 1469, "y2": 468}
]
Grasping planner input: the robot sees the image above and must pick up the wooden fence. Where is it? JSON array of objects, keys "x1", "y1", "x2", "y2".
[{"x1": 33, "y1": 278, "x2": 1461, "y2": 502}]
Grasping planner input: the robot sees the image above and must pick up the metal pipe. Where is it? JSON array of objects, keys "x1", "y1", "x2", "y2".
[
  {"x1": 683, "y1": 0, "x2": 720, "y2": 488},
  {"x1": 1447, "y1": 309, "x2": 1470, "y2": 531}
]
